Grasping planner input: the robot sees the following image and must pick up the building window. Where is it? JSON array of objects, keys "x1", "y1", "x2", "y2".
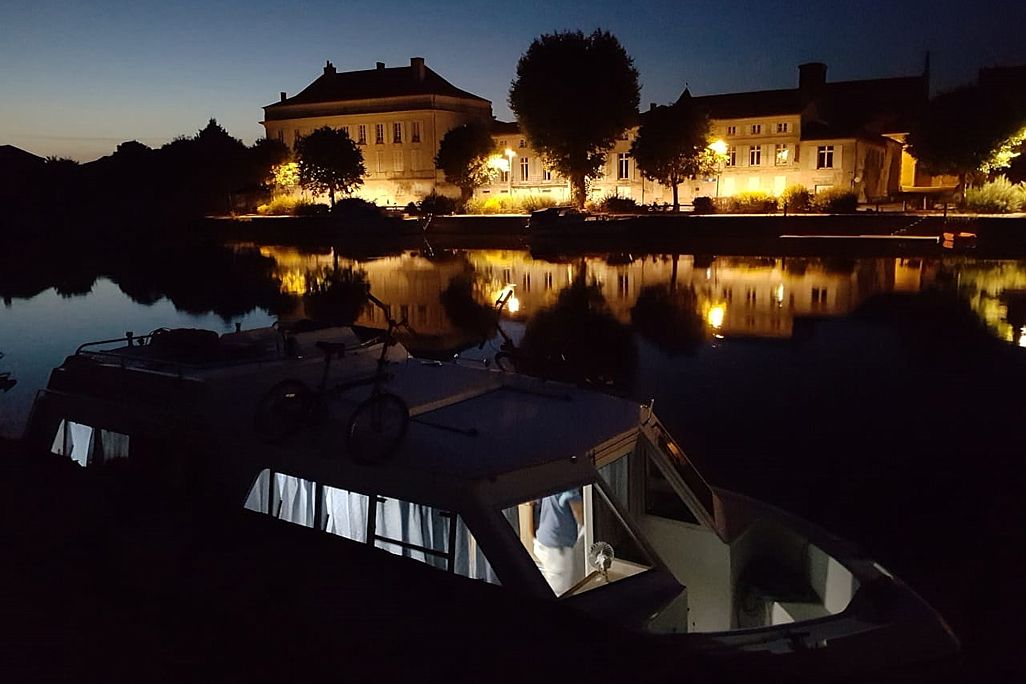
[
  {"x1": 518, "y1": 139, "x2": 526, "y2": 148},
  {"x1": 410, "y1": 150, "x2": 420, "y2": 171},
  {"x1": 776, "y1": 122, "x2": 790, "y2": 134},
  {"x1": 750, "y1": 124, "x2": 762, "y2": 135},
  {"x1": 726, "y1": 125, "x2": 737, "y2": 136},
  {"x1": 375, "y1": 123, "x2": 385, "y2": 144},
  {"x1": 520, "y1": 157, "x2": 529, "y2": 181},
  {"x1": 817, "y1": 145, "x2": 835, "y2": 169},
  {"x1": 775, "y1": 144, "x2": 789, "y2": 166},
  {"x1": 357, "y1": 125, "x2": 367, "y2": 145},
  {"x1": 500, "y1": 170, "x2": 509, "y2": 183},
  {"x1": 726, "y1": 145, "x2": 737, "y2": 167},
  {"x1": 375, "y1": 151, "x2": 384, "y2": 173},
  {"x1": 617, "y1": 153, "x2": 630, "y2": 180},
  {"x1": 392, "y1": 122, "x2": 403, "y2": 144},
  {"x1": 411, "y1": 121, "x2": 421, "y2": 143},
  {"x1": 393, "y1": 150, "x2": 404, "y2": 172},
  {"x1": 498, "y1": 139, "x2": 507, "y2": 150},
  {"x1": 749, "y1": 145, "x2": 762, "y2": 166},
  {"x1": 340, "y1": 125, "x2": 351, "y2": 139},
  {"x1": 543, "y1": 167, "x2": 552, "y2": 181}
]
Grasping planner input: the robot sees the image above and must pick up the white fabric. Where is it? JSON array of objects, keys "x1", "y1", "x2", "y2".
[
  {"x1": 274, "y1": 474, "x2": 316, "y2": 527},
  {"x1": 534, "y1": 536, "x2": 585, "y2": 596},
  {"x1": 324, "y1": 487, "x2": 368, "y2": 542}
]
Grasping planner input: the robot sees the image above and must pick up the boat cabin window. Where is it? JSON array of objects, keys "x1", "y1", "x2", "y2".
[
  {"x1": 51, "y1": 419, "x2": 130, "y2": 467},
  {"x1": 596, "y1": 437, "x2": 701, "y2": 526},
  {"x1": 243, "y1": 470, "x2": 499, "y2": 586},
  {"x1": 502, "y1": 483, "x2": 652, "y2": 597},
  {"x1": 656, "y1": 430, "x2": 715, "y2": 521}
]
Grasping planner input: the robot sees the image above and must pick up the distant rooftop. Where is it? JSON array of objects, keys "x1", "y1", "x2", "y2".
[{"x1": 265, "y1": 58, "x2": 490, "y2": 112}]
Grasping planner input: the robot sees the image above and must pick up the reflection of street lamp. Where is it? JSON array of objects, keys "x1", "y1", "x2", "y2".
[
  {"x1": 708, "y1": 139, "x2": 729, "y2": 198},
  {"x1": 504, "y1": 148, "x2": 517, "y2": 197}
]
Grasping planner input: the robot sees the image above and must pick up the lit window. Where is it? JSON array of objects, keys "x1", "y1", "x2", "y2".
[
  {"x1": 375, "y1": 151, "x2": 384, "y2": 173},
  {"x1": 726, "y1": 125, "x2": 737, "y2": 136},
  {"x1": 725, "y1": 145, "x2": 737, "y2": 167},
  {"x1": 393, "y1": 122, "x2": 402, "y2": 144},
  {"x1": 543, "y1": 167, "x2": 552, "y2": 181},
  {"x1": 393, "y1": 149, "x2": 404, "y2": 172},
  {"x1": 750, "y1": 124, "x2": 762, "y2": 135},
  {"x1": 617, "y1": 153, "x2": 630, "y2": 180},
  {"x1": 775, "y1": 144, "x2": 789, "y2": 166},
  {"x1": 776, "y1": 122, "x2": 790, "y2": 133},
  {"x1": 410, "y1": 150, "x2": 420, "y2": 171},
  {"x1": 817, "y1": 145, "x2": 835, "y2": 169},
  {"x1": 375, "y1": 123, "x2": 385, "y2": 144},
  {"x1": 749, "y1": 145, "x2": 762, "y2": 166},
  {"x1": 520, "y1": 156, "x2": 529, "y2": 181},
  {"x1": 357, "y1": 125, "x2": 367, "y2": 145},
  {"x1": 411, "y1": 121, "x2": 421, "y2": 143},
  {"x1": 500, "y1": 170, "x2": 509, "y2": 183}
]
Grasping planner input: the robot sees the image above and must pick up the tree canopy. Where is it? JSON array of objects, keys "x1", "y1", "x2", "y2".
[
  {"x1": 434, "y1": 123, "x2": 498, "y2": 203},
  {"x1": 509, "y1": 29, "x2": 640, "y2": 208},
  {"x1": 909, "y1": 85, "x2": 1026, "y2": 184},
  {"x1": 631, "y1": 98, "x2": 714, "y2": 211},
  {"x1": 295, "y1": 126, "x2": 366, "y2": 207}
]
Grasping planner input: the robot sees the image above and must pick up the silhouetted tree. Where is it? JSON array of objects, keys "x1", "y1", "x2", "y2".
[
  {"x1": 509, "y1": 30, "x2": 640, "y2": 208},
  {"x1": 434, "y1": 123, "x2": 497, "y2": 204},
  {"x1": 295, "y1": 126, "x2": 365, "y2": 207},
  {"x1": 908, "y1": 85, "x2": 1025, "y2": 189},
  {"x1": 631, "y1": 97, "x2": 713, "y2": 211}
]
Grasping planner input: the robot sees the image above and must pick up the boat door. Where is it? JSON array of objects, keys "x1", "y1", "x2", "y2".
[{"x1": 593, "y1": 420, "x2": 735, "y2": 633}]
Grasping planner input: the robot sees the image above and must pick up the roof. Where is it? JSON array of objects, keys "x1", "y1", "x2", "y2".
[
  {"x1": 490, "y1": 120, "x2": 521, "y2": 135},
  {"x1": 679, "y1": 68, "x2": 927, "y2": 135},
  {"x1": 266, "y1": 60, "x2": 490, "y2": 111}
]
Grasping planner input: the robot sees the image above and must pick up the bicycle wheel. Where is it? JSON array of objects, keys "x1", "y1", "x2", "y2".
[
  {"x1": 254, "y1": 380, "x2": 312, "y2": 442},
  {"x1": 346, "y1": 393, "x2": 409, "y2": 462}
]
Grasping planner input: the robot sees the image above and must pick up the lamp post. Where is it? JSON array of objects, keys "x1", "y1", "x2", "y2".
[
  {"x1": 504, "y1": 148, "x2": 517, "y2": 198},
  {"x1": 708, "y1": 139, "x2": 729, "y2": 199}
]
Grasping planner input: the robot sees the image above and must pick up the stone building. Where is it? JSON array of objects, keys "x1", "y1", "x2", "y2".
[{"x1": 262, "y1": 58, "x2": 491, "y2": 206}]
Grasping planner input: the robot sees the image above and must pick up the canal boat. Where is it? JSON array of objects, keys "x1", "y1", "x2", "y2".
[{"x1": 24, "y1": 330, "x2": 957, "y2": 675}]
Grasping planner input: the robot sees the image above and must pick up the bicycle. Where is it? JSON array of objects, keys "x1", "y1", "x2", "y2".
[
  {"x1": 254, "y1": 291, "x2": 411, "y2": 463},
  {"x1": 486, "y1": 287, "x2": 521, "y2": 373}
]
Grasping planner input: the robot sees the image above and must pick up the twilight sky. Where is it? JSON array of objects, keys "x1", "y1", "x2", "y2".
[{"x1": 2, "y1": 0, "x2": 1023, "y2": 161}]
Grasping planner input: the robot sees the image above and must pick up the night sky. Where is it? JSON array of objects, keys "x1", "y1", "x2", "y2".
[{"x1": 3, "y1": 0, "x2": 1024, "y2": 161}]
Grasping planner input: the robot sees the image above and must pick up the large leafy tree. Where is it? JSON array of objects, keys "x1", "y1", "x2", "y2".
[
  {"x1": 509, "y1": 29, "x2": 640, "y2": 209},
  {"x1": 435, "y1": 123, "x2": 497, "y2": 204},
  {"x1": 908, "y1": 85, "x2": 1025, "y2": 188},
  {"x1": 295, "y1": 126, "x2": 365, "y2": 207},
  {"x1": 631, "y1": 98, "x2": 714, "y2": 211}
]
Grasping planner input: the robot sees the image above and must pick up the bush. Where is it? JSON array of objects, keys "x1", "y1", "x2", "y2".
[
  {"x1": 965, "y1": 177, "x2": 1026, "y2": 213},
  {"x1": 418, "y1": 192, "x2": 458, "y2": 215},
  {"x1": 692, "y1": 196, "x2": 715, "y2": 214},
  {"x1": 725, "y1": 191, "x2": 777, "y2": 214},
  {"x1": 256, "y1": 195, "x2": 299, "y2": 215},
  {"x1": 331, "y1": 197, "x2": 382, "y2": 220},
  {"x1": 779, "y1": 185, "x2": 812, "y2": 212},
  {"x1": 597, "y1": 195, "x2": 640, "y2": 214},
  {"x1": 812, "y1": 188, "x2": 858, "y2": 213},
  {"x1": 518, "y1": 194, "x2": 559, "y2": 213},
  {"x1": 465, "y1": 196, "x2": 516, "y2": 214},
  {"x1": 294, "y1": 201, "x2": 329, "y2": 216}
]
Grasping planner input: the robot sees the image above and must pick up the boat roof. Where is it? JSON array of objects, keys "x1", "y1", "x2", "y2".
[{"x1": 384, "y1": 362, "x2": 640, "y2": 480}]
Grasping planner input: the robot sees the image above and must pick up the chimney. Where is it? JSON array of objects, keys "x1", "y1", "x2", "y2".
[
  {"x1": 649, "y1": 102, "x2": 657, "y2": 111},
  {"x1": 798, "y1": 62, "x2": 827, "y2": 97},
  {"x1": 376, "y1": 61, "x2": 385, "y2": 70},
  {"x1": 411, "y1": 57, "x2": 425, "y2": 81},
  {"x1": 323, "y1": 60, "x2": 336, "y2": 76},
  {"x1": 280, "y1": 91, "x2": 287, "y2": 103}
]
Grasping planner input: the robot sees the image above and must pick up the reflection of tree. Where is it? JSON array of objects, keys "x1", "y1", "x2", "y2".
[
  {"x1": 439, "y1": 272, "x2": 498, "y2": 342},
  {"x1": 518, "y1": 273, "x2": 636, "y2": 389},
  {"x1": 631, "y1": 285, "x2": 706, "y2": 356},
  {"x1": 302, "y1": 267, "x2": 369, "y2": 325}
]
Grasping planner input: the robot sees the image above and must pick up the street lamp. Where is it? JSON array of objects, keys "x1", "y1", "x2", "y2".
[
  {"x1": 708, "y1": 139, "x2": 729, "y2": 199},
  {"x1": 504, "y1": 148, "x2": 517, "y2": 197}
]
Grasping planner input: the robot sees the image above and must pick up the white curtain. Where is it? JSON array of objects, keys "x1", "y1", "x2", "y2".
[
  {"x1": 99, "y1": 430, "x2": 130, "y2": 462},
  {"x1": 244, "y1": 469, "x2": 271, "y2": 514},
  {"x1": 324, "y1": 487, "x2": 368, "y2": 542},
  {"x1": 50, "y1": 420, "x2": 94, "y2": 467},
  {"x1": 274, "y1": 474, "x2": 316, "y2": 527}
]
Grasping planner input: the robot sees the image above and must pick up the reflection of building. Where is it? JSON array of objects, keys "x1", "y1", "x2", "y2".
[
  {"x1": 256, "y1": 246, "x2": 947, "y2": 343},
  {"x1": 262, "y1": 58, "x2": 491, "y2": 206},
  {"x1": 483, "y1": 62, "x2": 934, "y2": 205}
]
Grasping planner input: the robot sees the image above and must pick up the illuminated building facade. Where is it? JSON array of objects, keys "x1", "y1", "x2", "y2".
[
  {"x1": 262, "y1": 58, "x2": 492, "y2": 206},
  {"x1": 481, "y1": 62, "x2": 938, "y2": 205}
]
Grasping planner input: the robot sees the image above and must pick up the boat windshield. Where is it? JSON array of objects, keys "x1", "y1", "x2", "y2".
[{"x1": 501, "y1": 482, "x2": 652, "y2": 597}]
